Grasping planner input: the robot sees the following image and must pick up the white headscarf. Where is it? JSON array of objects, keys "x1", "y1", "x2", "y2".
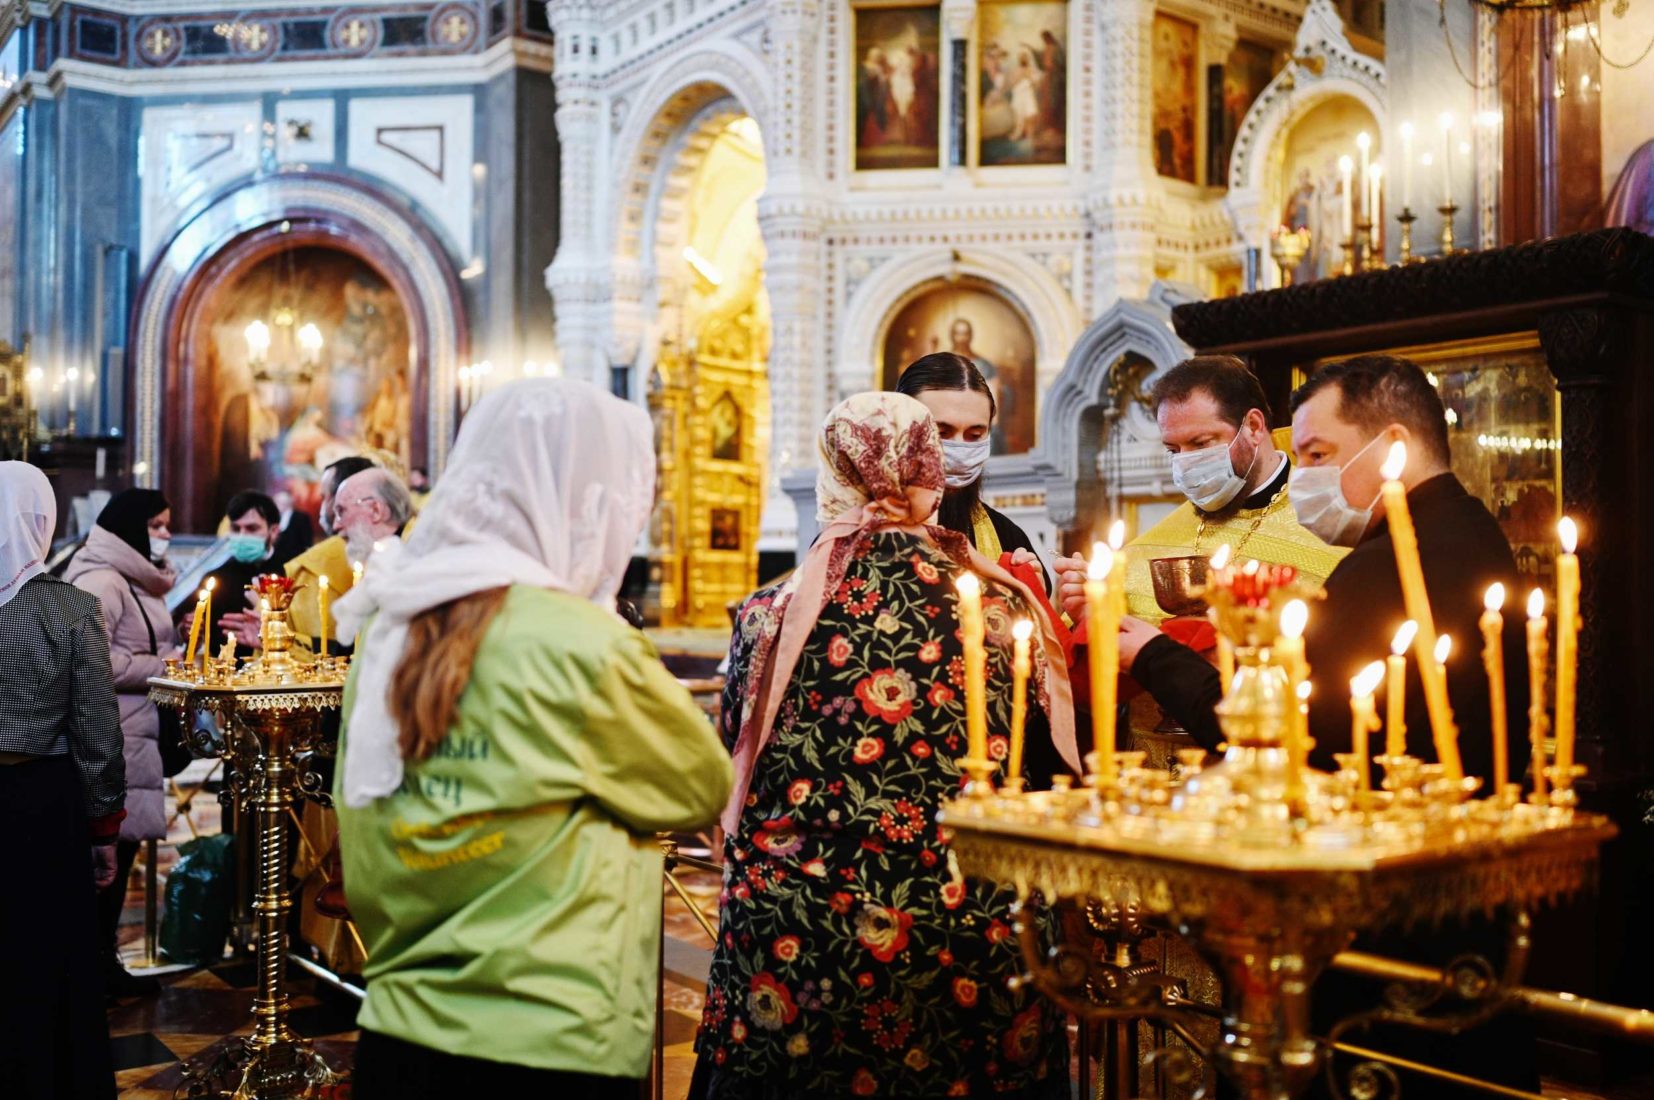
[
  {"x1": 333, "y1": 377, "x2": 657, "y2": 808},
  {"x1": 0, "y1": 462, "x2": 56, "y2": 608}
]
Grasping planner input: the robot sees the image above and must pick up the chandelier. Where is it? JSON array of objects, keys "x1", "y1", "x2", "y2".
[{"x1": 245, "y1": 307, "x2": 323, "y2": 388}]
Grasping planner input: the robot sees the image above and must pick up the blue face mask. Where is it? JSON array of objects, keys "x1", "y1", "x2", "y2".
[{"x1": 228, "y1": 533, "x2": 268, "y2": 564}]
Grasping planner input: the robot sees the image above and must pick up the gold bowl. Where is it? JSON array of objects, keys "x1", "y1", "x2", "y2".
[{"x1": 1150, "y1": 556, "x2": 1211, "y2": 617}]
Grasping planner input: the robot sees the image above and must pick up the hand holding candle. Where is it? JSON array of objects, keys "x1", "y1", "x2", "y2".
[
  {"x1": 1007, "y1": 619, "x2": 1033, "y2": 787},
  {"x1": 954, "y1": 573, "x2": 988, "y2": 770},
  {"x1": 1480, "y1": 584, "x2": 1509, "y2": 794},
  {"x1": 1379, "y1": 441, "x2": 1463, "y2": 780},
  {"x1": 1386, "y1": 620, "x2": 1417, "y2": 757},
  {"x1": 1350, "y1": 661, "x2": 1386, "y2": 793}
]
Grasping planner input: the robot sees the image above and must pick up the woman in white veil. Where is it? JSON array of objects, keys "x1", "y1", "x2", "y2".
[{"x1": 332, "y1": 378, "x2": 732, "y2": 1099}]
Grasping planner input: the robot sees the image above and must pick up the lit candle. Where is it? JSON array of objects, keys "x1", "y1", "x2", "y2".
[
  {"x1": 317, "y1": 574, "x2": 331, "y2": 659},
  {"x1": 1400, "y1": 121, "x2": 1415, "y2": 208},
  {"x1": 1368, "y1": 163, "x2": 1383, "y2": 251},
  {"x1": 1554, "y1": 518, "x2": 1580, "y2": 774},
  {"x1": 184, "y1": 588, "x2": 207, "y2": 667},
  {"x1": 351, "y1": 560, "x2": 364, "y2": 588},
  {"x1": 954, "y1": 572, "x2": 988, "y2": 767},
  {"x1": 1210, "y1": 544, "x2": 1234, "y2": 694},
  {"x1": 1108, "y1": 519, "x2": 1128, "y2": 617},
  {"x1": 1439, "y1": 113, "x2": 1455, "y2": 204},
  {"x1": 1386, "y1": 620, "x2": 1417, "y2": 757},
  {"x1": 1379, "y1": 442, "x2": 1463, "y2": 780},
  {"x1": 1007, "y1": 619, "x2": 1033, "y2": 786},
  {"x1": 1339, "y1": 155, "x2": 1355, "y2": 238},
  {"x1": 1356, "y1": 132, "x2": 1371, "y2": 222},
  {"x1": 1526, "y1": 589, "x2": 1550, "y2": 800},
  {"x1": 1350, "y1": 661, "x2": 1386, "y2": 793},
  {"x1": 219, "y1": 631, "x2": 236, "y2": 664},
  {"x1": 1277, "y1": 599, "x2": 1310, "y2": 804},
  {"x1": 1084, "y1": 543, "x2": 1120, "y2": 788},
  {"x1": 199, "y1": 578, "x2": 216, "y2": 668},
  {"x1": 1481, "y1": 583, "x2": 1509, "y2": 794}
]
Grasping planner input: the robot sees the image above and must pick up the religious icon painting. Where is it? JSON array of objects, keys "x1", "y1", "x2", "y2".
[
  {"x1": 852, "y1": 3, "x2": 943, "y2": 171},
  {"x1": 709, "y1": 508, "x2": 743, "y2": 551},
  {"x1": 879, "y1": 278, "x2": 1038, "y2": 456},
  {"x1": 708, "y1": 391, "x2": 743, "y2": 461},
  {"x1": 1209, "y1": 39, "x2": 1279, "y2": 187},
  {"x1": 1151, "y1": 12, "x2": 1199, "y2": 183},
  {"x1": 975, "y1": 1, "x2": 1067, "y2": 167}
]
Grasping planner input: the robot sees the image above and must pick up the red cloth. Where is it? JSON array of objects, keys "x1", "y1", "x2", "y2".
[
  {"x1": 997, "y1": 552, "x2": 1075, "y2": 665},
  {"x1": 88, "y1": 808, "x2": 127, "y2": 845},
  {"x1": 1069, "y1": 616, "x2": 1216, "y2": 709}
]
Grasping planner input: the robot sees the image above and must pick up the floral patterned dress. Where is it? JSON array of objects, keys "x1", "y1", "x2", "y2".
[{"x1": 696, "y1": 530, "x2": 1068, "y2": 1099}]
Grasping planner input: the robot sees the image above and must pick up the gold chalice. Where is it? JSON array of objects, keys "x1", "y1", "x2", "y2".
[{"x1": 1149, "y1": 556, "x2": 1211, "y2": 618}]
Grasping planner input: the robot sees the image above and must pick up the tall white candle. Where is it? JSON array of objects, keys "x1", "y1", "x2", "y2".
[
  {"x1": 1339, "y1": 155, "x2": 1354, "y2": 238},
  {"x1": 1356, "y1": 132, "x2": 1372, "y2": 221},
  {"x1": 1400, "y1": 121, "x2": 1415, "y2": 208},
  {"x1": 1439, "y1": 113, "x2": 1455, "y2": 204}
]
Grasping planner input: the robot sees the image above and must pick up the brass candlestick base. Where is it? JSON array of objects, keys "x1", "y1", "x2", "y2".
[
  {"x1": 958, "y1": 756, "x2": 996, "y2": 798},
  {"x1": 1438, "y1": 201, "x2": 1462, "y2": 256},
  {"x1": 150, "y1": 602, "x2": 346, "y2": 1099},
  {"x1": 1544, "y1": 764, "x2": 1588, "y2": 813},
  {"x1": 1340, "y1": 237, "x2": 1356, "y2": 276},
  {"x1": 1396, "y1": 207, "x2": 1423, "y2": 264}
]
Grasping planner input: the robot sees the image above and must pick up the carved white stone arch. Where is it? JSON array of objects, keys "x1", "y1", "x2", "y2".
[
  {"x1": 1224, "y1": 0, "x2": 1386, "y2": 282},
  {"x1": 1032, "y1": 286, "x2": 1195, "y2": 530},
  {"x1": 839, "y1": 247, "x2": 1083, "y2": 401},
  {"x1": 609, "y1": 43, "x2": 772, "y2": 276},
  {"x1": 131, "y1": 173, "x2": 464, "y2": 486}
]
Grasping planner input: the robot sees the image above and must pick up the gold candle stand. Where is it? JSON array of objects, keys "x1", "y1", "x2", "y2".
[
  {"x1": 1396, "y1": 207, "x2": 1422, "y2": 264},
  {"x1": 1438, "y1": 201, "x2": 1462, "y2": 256},
  {"x1": 150, "y1": 581, "x2": 349, "y2": 1100}
]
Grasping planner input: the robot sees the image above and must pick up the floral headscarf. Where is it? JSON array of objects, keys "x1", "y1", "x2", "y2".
[{"x1": 722, "y1": 393, "x2": 1077, "y2": 831}]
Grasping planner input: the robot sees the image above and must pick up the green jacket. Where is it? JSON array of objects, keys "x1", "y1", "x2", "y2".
[{"x1": 335, "y1": 586, "x2": 733, "y2": 1077}]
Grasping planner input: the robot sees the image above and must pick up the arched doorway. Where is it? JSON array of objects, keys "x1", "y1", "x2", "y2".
[
  {"x1": 174, "y1": 235, "x2": 415, "y2": 530},
  {"x1": 643, "y1": 111, "x2": 771, "y2": 627},
  {"x1": 132, "y1": 174, "x2": 466, "y2": 530}
]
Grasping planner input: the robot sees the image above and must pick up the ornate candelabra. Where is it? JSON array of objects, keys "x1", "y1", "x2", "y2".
[
  {"x1": 150, "y1": 575, "x2": 350, "y2": 1100},
  {"x1": 940, "y1": 563, "x2": 1615, "y2": 1098}
]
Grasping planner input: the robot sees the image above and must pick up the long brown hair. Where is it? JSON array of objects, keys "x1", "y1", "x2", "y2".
[{"x1": 389, "y1": 586, "x2": 511, "y2": 761}]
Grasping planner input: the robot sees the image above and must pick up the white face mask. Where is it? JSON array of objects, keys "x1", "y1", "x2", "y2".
[
  {"x1": 941, "y1": 438, "x2": 991, "y2": 490},
  {"x1": 1170, "y1": 429, "x2": 1257, "y2": 512},
  {"x1": 1288, "y1": 433, "x2": 1386, "y2": 547},
  {"x1": 148, "y1": 536, "x2": 171, "y2": 561}
]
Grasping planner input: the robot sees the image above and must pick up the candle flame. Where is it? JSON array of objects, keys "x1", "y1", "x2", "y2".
[
  {"x1": 1012, "y1": 619, "x2": 1034, "y2": 641},
  {"x1": 1434, "y1": 634, "x2": 1453, "y2": 665},
  {"x1": 318, "y1": 575, "x2": 329, "y2": 592},
  {"x1": 1352, "y1": 661, "x2": 1386, "y2": 697},
  {"x1": 955, "y1": 572, "x2": 981, "y2": 598},
  {"x1": 1209, "y1": 543, "x2": 1233, "y2": 570},
  {"x1": 1108, "y1": 518, "x2": 1126, "y2": 551},
  {"x1": 1391, "y1": 620, "x2": 1418, "y2": 655},
  {"x1": 205, "y1": 577, "x2": 217, "y2": 592},
  {"x1": 1297, "y1": 681, "x2": 1313, "y2": 700},
  {"x1": 196, "y1": 588, "x2": 207, "y2": 600},
  {"x1": 1381, "y1": 440, "x2": 1407, "y2": 481},
  {"x1": 1087, "y1": 542, "x2": 1112, "y2": 581},
  {"x1": 1338, "y1": 154, "x2": 1353, "y2": 174},
  {"x1": 1527, "y1": 588, "x2": 1546, "y2": 619},
  {"x1": 1557, "y1": 516, "x2": 1578, "y2": 554},
  {"x1": 1280, "y1": 599, "x2": 1308, "y2": 640},
  {"x1": 1483, "y1": 582, "x2": 1505, "y2": 612},
  {"x1": 1356, "y1": 131, "x2": 1371, "y2": 151},
  {"x1": 1242, "y1": 558, "x2": 1260, "y2": 576}
]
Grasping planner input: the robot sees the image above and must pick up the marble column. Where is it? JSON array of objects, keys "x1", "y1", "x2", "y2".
[
  {"x1": 760, "y1": 0, "x2": 827, "y2": 554},
  {"x1": 1087, "y1": 0, "x2": 1161, "y2": 313},
  {"x1": 544, "y1": 1, "x2": 610, "y2": 387}
]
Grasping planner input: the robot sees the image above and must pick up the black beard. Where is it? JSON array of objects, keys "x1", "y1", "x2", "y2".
[{"x1": 937, "y1": 478, "x2": 984, "y2": 537}]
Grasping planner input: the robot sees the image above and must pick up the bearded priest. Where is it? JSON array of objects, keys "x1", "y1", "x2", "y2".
[{"x1": 1056, "y1": 356, "x2": 1345, "y2": 758}]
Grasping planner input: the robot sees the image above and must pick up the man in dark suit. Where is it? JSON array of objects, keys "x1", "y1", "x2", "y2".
[{"x1": 1112, "y1": 354, "x2": 1538, "y2": 1096}]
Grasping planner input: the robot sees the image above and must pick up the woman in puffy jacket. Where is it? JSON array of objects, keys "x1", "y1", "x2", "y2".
[{"x1": 64, "y1": 488, "x2": 181, "y2": 995}]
